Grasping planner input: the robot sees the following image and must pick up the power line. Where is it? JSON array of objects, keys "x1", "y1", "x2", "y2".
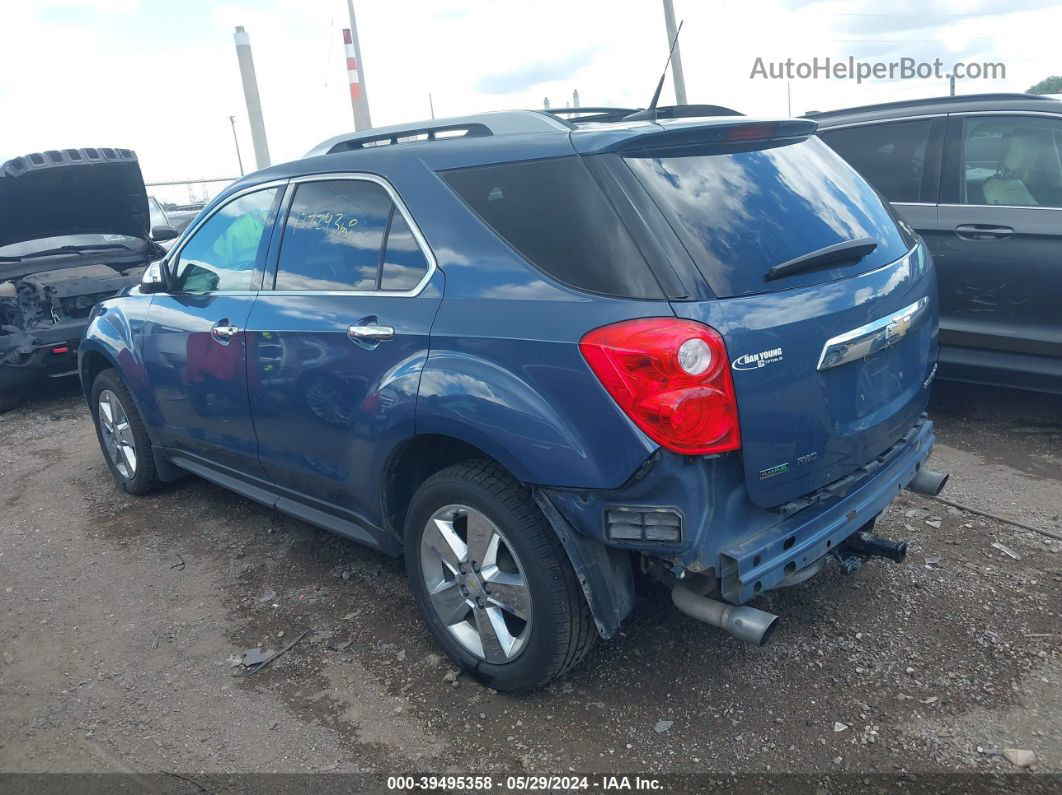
[
  {"x1": 831, "y1": 36, "x2": 995, "y2": 43},
  {"x1": 834, "y1": 10, "x2": 1029, "y2": 17}
]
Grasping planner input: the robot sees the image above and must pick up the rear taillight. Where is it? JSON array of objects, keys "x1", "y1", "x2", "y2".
[{"x1": 579, "y1": 318, "x2": 741, "y2": 456}]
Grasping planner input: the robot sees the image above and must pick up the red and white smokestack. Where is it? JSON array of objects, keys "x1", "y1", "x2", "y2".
[
  {"x1": 341, "y1": 23, "x2": 371, "y2": 130},
  {"x1": 343, "y1": 28, "x2": 362, "y2": 102}
]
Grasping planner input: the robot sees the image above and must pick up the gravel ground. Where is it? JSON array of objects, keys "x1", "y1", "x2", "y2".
[{"x1": 0, "y1": 378, "x2": 1059, "y2": 785}]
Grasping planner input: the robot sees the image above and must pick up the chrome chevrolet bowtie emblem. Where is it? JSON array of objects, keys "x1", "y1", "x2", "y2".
[
  {"x1": 885, "y1": 313, "x2": 911, "y2": 341},
  {"x1": 817, "y1": 297, "x2": 928, "y2": 372}
]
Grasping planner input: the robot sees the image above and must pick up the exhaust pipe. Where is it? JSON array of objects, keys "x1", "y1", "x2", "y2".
[
  {"x1": 671, "y1": 585, "x2": 779, "y2": 646},
  {"x1": 906, "y1": 467, "x2": 949, "y2": 496}
]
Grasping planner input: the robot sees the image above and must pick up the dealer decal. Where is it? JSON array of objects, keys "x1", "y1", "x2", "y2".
[{"x1": 732, "y1": 347, "x2": 784, "y2": 371}]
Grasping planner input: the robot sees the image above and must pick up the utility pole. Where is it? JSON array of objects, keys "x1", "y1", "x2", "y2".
[
  {"x1": 228, "y1": 115, "x2": 244, "y2": 176},
  {"x1": 233, "y1": 26, "x2": 270, "y2": 169},
  {"x1": 787, "y1": 81, "x2": 792, "y2": 116},
  {"x1": 949, "y1": 74, "x2": 956, "y2": 96},
  {"x1": 428, "y1": 93, "x2": 435, "y2": 119},
  {"x1": 344, "y1": 0, "x2": 372, "y2": 129},
  {"x1": 661, "y1": 0, "x2": 687, "y2": 105}
]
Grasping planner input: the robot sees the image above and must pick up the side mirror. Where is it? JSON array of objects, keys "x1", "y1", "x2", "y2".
[
  {"x1": 139, "y1": 260, "x2": 168, "y2": 294},
  {"x1": 151, "y1": 225, "x2": 179, "y2": 242}
]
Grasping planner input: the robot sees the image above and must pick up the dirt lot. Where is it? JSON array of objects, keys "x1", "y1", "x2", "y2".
[{"x1": 1, "y1": 378, "x2": 1060, "y2": 785}]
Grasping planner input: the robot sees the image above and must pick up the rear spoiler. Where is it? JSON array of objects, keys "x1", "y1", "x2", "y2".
[{"x1": 570, "y1": 119, "x2": 818, "y2": 156}]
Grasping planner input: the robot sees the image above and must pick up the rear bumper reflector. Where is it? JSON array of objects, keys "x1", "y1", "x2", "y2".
[{"x1": 606, "y1": 506, "x2": 683, "y2": 543}]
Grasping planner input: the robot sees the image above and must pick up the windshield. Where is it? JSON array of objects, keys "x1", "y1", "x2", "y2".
[
  {"x1": 624, "y1": 136, "x2": 910, "y2": 298},
  {"x1": 148, "y1": 197, "x2": 169, "y2": 229},
  {"x1": 0, "y1": 234, "x2": 147, "y2": 258}
]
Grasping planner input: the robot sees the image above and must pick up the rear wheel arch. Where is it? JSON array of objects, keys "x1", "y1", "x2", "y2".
[
  {"x1": 381, "y1": 434, "x2": 496, "y2": 537},
  {"x1": 383, "y1": 433, "x2": 635, "y2": 643}
]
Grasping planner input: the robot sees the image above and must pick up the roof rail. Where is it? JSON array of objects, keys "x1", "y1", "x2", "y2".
[
  {"x1": 307, "y1": 111, "x2": 569, "y2": 156},
  {"x1": 545, "y1": 107, "x2": 642, "y2": 124},
  {"x1": 545, "y1": 104, "x2": 744, "y2": 126},
  {"x1": 804, "y1": 92, "x2": 1052, "y2": 119},
  {"x1": 651, "y1": 104, "x2": 743, "y2": 119}
]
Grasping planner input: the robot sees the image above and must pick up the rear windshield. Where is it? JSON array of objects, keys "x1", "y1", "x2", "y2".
[
  {"x1": 624, "y1": 136, "x2": 910, "y2": 298},
  {"x1": 441, "y1": 157, "x2": 663, "y2": 298}
]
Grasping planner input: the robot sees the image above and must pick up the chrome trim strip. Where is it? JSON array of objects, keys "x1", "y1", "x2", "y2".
[
  {"x1": 164, "y1": 173, "x2": 438, "y2": 299},
  {"x1": 816, "y1": 114, "x2": 944, "y2": 131},
  {"x1": 168, "y1": 178, "x2": 289, "y2": 266},
  {"x1": 816, "y1": 109, "x2": 1062, "y2": 132},
  {"x1": 951, "y1": 110, "x2": 1062, "y2": 119},
  {"x1": 817, "y1": 296, "x2": 929, "y2": 372},
  {"x1": 938, "y1": 203, "x2": 1062, "y2": 212}
]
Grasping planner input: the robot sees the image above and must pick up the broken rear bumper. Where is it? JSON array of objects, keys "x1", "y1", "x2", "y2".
[
  {"x1": 542, "y1": 414, "x2": 936, "y2": 606},
  {"x1": 718, "y1": 416, "x2": 934, "y2": 602}
]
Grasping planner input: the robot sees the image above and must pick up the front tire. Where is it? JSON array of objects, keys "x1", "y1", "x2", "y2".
[
  {"x1": 404, "y1": 460, "x2": 596, "y2": 693},
  {"x1": 90, "y1": 369, "x2": 159, "y2": 495}
]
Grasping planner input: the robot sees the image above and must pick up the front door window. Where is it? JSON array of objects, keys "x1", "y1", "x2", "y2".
[{"x1": 173, "y1": 187, "x2": 280, "y2": 293}]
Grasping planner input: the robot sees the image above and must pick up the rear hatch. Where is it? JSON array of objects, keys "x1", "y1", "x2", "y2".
[{"x1": 619, "y1": 125, "x2": 937, "y2": 507}]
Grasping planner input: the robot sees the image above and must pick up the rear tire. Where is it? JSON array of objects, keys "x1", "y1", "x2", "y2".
[
  {"x1": 90, "y1": 369, "x2": 159, "y2": 495},
  {"x1": 404, "y1": 460, "x2": 597, "y2": 693},
  {"x1": 0, "y1": 389, "x2": 23, "y2": 414}
]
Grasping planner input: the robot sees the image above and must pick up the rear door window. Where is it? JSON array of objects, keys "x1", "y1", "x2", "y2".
[
  {"x1": 275, "y1": 180, "x2": 391, "y2": 291},
  {"x1": 819, "y1": 119, "x2": 933, "y2": 203},
  {"x1": 274, "y1": 179, "x2": 432, "y2": 292},
  {"x1": 624, "y1": 136, "x2": 910, "y2": 298},
  {"x1": 959, "y1": 115, "x2": 1062, "y2": 208},
  {"x1": 441, "y1": 157, "x2": 663, "y2": 298},
  {"x1": 380, "y1": 211, "x2": 430, "y2": 291}
]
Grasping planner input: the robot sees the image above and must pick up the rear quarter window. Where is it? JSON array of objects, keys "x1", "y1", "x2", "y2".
[
  {"x1": 624, "y1": 136, "x2": 910, "y2": 298},
  {"x1": 818, "y1": 119, "x2": 933, "y2": 203},
  {"x1": 441, "y1": 157, "x2": 663, "y2": 298}
]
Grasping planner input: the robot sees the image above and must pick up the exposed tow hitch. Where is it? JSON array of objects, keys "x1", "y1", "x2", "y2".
[
  {"x1": 832, "y1": 530, "x2": 908, "y2": 574},
  {"x1": 671, "y1": 584, "x2": 779, "y2": 647}
]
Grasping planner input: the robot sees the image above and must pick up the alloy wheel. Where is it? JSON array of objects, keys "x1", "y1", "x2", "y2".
[
  {"x1": 98, "y1": 389, "x2": 137, "y2": 479},
  {"x1": 419, "y1": 504, "x2": 532, "y2": 663}
]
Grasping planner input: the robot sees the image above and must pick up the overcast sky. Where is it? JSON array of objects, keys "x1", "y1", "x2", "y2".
[{"x1": 2, "y1": 0, "x2": 1059, "y2": 195}]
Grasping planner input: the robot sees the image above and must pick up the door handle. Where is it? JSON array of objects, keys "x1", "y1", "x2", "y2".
[
  {"x1": 210, "y1": 321, "x2": 241, "y2": 342},
  {"x1": 954, "y1": 224, "x2": 1014, "y2": 241},
  {"x1": 347, "y1": 323, "x2": 395, "y2": 342}
]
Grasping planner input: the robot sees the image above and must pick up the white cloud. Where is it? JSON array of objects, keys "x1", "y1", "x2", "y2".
[{"x1": 2, "y1": 0, "x2": 1059, "y2": 192}]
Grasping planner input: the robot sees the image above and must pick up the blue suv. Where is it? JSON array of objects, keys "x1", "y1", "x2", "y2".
[{"x1": 79, "y1": 107, "x2": 947, "y2": 692}]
